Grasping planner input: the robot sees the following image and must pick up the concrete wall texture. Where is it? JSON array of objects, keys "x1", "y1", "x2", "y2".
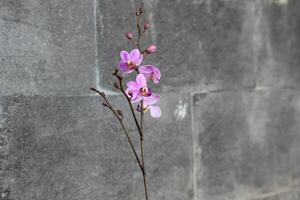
[{"x1": 0, "y1": 0, "x2": 300, "y2": 199}]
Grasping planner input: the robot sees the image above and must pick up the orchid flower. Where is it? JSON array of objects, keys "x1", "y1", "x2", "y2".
[
  {"x1": 126, "y1": 74, "x2": 161, "y2": 118},
  {"x1": 139, "y1": 65, "x2": 161, "y2": 84},
  {"x1": 126, "y1": 74, "x2": 151, "y2": 103},
  {"x1": 119, "y1": 49, "x2": 143, "y2": 73},
  {"x1": 143, "y1": 94, "x2": 161, "y2": 118}
]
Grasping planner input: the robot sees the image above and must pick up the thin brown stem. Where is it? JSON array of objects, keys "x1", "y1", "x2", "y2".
[
  {"x1": 113, "y1": 71, "x2": 143, "y2": 138},
  {"x1": 113, "y1": 71, "x2": 149, "y2": 200},
  {"x1": 135, "y1": 7, "x2": 150, "y2": 200},
  {"x1": 136, "y1": 8, "x2": 143, "y2": 52},
  {"x1": 140, "y1": 100, "x2": 149, "y2": 200},
  {"x1": 102, "y1": 7, "x2": 150, "y2": 200},
  {"x1": 114, "y1": 70, "x2": 149, "y2": 200},
  {"x1": 136, "y1": 18, "x2": 141, "y2": 50},
  {"x1": 90, "y1": 88, "x2": 144, "y2": 174}
]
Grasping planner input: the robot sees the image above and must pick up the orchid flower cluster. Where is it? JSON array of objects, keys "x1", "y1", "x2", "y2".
[
  {"x1": 91, "y1": 7, "x2": 160, "y2": 200},
  {"x1": 120, "y1": 49, "x2": 161, "y2": 118}
]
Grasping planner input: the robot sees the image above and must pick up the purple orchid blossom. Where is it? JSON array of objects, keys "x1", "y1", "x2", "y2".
[
  {"x1": 139, "y1": 65, "x2": 161, "y2": 84},
  {"x1": 137, "y1": 94, "x2": 161, "y2": 118},
  {"x1": 143, "y1": 94, "x2": 161, "y2": 118},
  {"x1": 119, "y1": 49, "x2": 143, "y2": 73},
  {"x1": 126, "y1": 74, "x2": 151, "y2": 103},
  {"x1": 126, "y1": 74, "x2": 161, "y2": 118}
]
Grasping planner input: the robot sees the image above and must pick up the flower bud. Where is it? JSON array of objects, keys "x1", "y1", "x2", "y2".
[
  {"x1": 137, "y1": 104, "x2": 141, "y2": 112},
  {"x1": 144, "y1": 23, "x2": 150, "y2": 30},
  {"x1": 112, "y1": 69, "x2": 119, "y2": 76},
  {"x1": 117, "y1": 110, "x2": 123, "y2": 118},
  {"x1": 136, "y1": 8, "x2": 144, "y2": 16},
  {"x1": 125, "y1": 32, "x2": 133, "y2": 40},
  {"x1": 90, "y1": 87, "x2": 96, "y2": 91},
  {"x1": 102, "y1": 102, "x2": 108, "y2": 107},
  {"x1": 146, "y1": 45, "x2": 157, "y2": 54},
  {"x1": 128, "y1": 91, "x2": 133, "y2": 98},
  {"x1": 114, "y1": 82, "x2": 120, "y2": 89}
]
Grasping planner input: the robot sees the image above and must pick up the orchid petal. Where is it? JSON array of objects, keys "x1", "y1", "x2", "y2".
[
  {"x1": 130, "y1": 49, "x2": 141, "y2": 60},
  {"x1": 120, "y1": 51, "x2": 129, "y2": 62},
  {"x1": 139, "y1": 65, "x2": 161, "y2": 83},
  {"x1": 139, "y1": 65, "x2": 154, "y2": 74},
  {"x1": 119, "y1": 61, "x2": 134, "y2": 74},
  {"x1": 149, "y1": 106, "x2": 161, "y2": 118},
  {"x1": 131, "y1": 94, "x2": 143, "y2": 103},
  {"x1": 136, "y1": 74, "x2": 147, "y2": 87},
  {"x1": 144, "y1": 74, "x2": 152, "y2": 80},
  {"x1": 153, "y1": 67, "x2": 161, "y2": 79},
  {"x1": 119, "y1": 61, "x2": 129, "y2": 72},
  {"x1": 143, "y1": 94, "x2": 160, "y2": 106},
  {"x1": 135, "y1": 54, "x2": 143, "y2": 66},
  {"x1": 152, "y1": 76, "x2": 160, "y2": 84},
  {"x1": 127, "y1": 81, "x2": 140, "y2": 90}
]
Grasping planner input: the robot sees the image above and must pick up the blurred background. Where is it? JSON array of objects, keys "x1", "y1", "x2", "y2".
[{"x1": 1, "y1": 0, "x2": 300, "y2": 199}]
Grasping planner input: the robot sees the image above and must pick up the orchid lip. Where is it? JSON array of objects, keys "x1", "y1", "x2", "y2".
[
  {"x1": 140, "y1": 87, "x2": 152, "y2": 97},
  {"x1": 127, "y1": 60, "x2": 136, "y2": 69}
]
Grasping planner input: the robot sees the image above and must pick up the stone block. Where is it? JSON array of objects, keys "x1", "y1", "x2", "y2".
[
  {"x1": 1, "y1": 92, "x2": 193, "y2": 200},
  {"x1": 0, "y1": 0, "x2": 96, "y2": 96},
  {"x1": 192, "y1": 89, "x2": 300, "y2": 200}
]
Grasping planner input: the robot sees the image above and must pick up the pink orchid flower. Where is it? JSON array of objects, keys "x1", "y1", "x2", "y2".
[
  {"x1": 126, "y1": 74, "x2": 161, "y2": 118},
  {"x1": 139, "y1": 65, "x2": 161, "y2": 84},
  {"x1": 119, "y1": 49, "x2": 143, "y2": 74},
  {"x1": 126, "y1": 74, "x2": 151, "y2": 103},
  {"x1": 136, "y1": 94, "x2": 161, "y2": 118},
  {"x1": 143, "y1": 94, "x2": 161, "y2": 118}
]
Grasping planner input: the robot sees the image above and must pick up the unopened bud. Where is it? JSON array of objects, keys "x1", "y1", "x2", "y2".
[
  {"x1": 102, "y1": 102, "x2": 108, "y2": 107},
  {"x1": 117, "y1": 110, "x2": 123, "y2": 117},
  {"x1": 146, "y1": 45, "x2": 157, "y2": 54},
  {"x1": 112, "y1": 69, "x2": 118, "y2": 76},
  {"x1": 90, "y1": 87, "x2": 96, "y2": 91},
  {"x1": 125, "y1": 32, "x2": 133, "y2": 40},
  {"x1": 114, "y1": 82, "x2": 120, "y2": 89},
  {"x1": 137, "y1": 104, "x2": 141, "y2": 112},
  {"x1": 128, "y1": 91, "x2": 133, "y2": 97},
  {"x1": 136, "y1": 8, "x2": 144, "y2": 16},
  {"x1": 144, "y1": 23, "x2": 150, "y2": 30}
]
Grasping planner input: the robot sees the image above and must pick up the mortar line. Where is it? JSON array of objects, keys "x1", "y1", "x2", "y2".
[
  {"x1": 93, "y1": 0, "x2": 117, "y2": 95},
  {"x1": 190, "y1": 93, "x2": 198, "y2": 200},
  {"x1": 93, "y1": 0, "x2": 99, "y2": 91}
]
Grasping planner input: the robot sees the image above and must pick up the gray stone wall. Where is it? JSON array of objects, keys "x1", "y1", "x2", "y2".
[{"x1": 1, "y1": 0, "x2": 300, "y2": 199}]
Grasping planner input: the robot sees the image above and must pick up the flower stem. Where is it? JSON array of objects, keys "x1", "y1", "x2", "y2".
[
  {"x1": 90, "y1": 88, "x2": 144, "y2": 174},
  {"x1": 136, "y1": 16, "x2": 142, "y2": 50},
  {"x1": 135, "y1": 7, "x2": 150, "y2": 200},
  {"x1": 114, "y1": 70, "x2": 149, "y2": 200},
  {"x1": 140, "y1": 100, "x2": 149, "y2": 200},
  {"x1": 136, "y1": 7, "x2": 150, "y2": 200},
  {"x1": 114, "y1": 71, "x2": 143, "y2": 138}
]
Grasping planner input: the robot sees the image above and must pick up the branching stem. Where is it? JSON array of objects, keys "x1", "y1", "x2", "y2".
[
  {"x1": 92, "y1": 7, "x2": 150, "y2": 200},
  {"x1": 90, "y1": 88, "x2": 144, "y2": 174},
  {"x1": 136, "y1": 7, "x2": 149, "y2": 200}
]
